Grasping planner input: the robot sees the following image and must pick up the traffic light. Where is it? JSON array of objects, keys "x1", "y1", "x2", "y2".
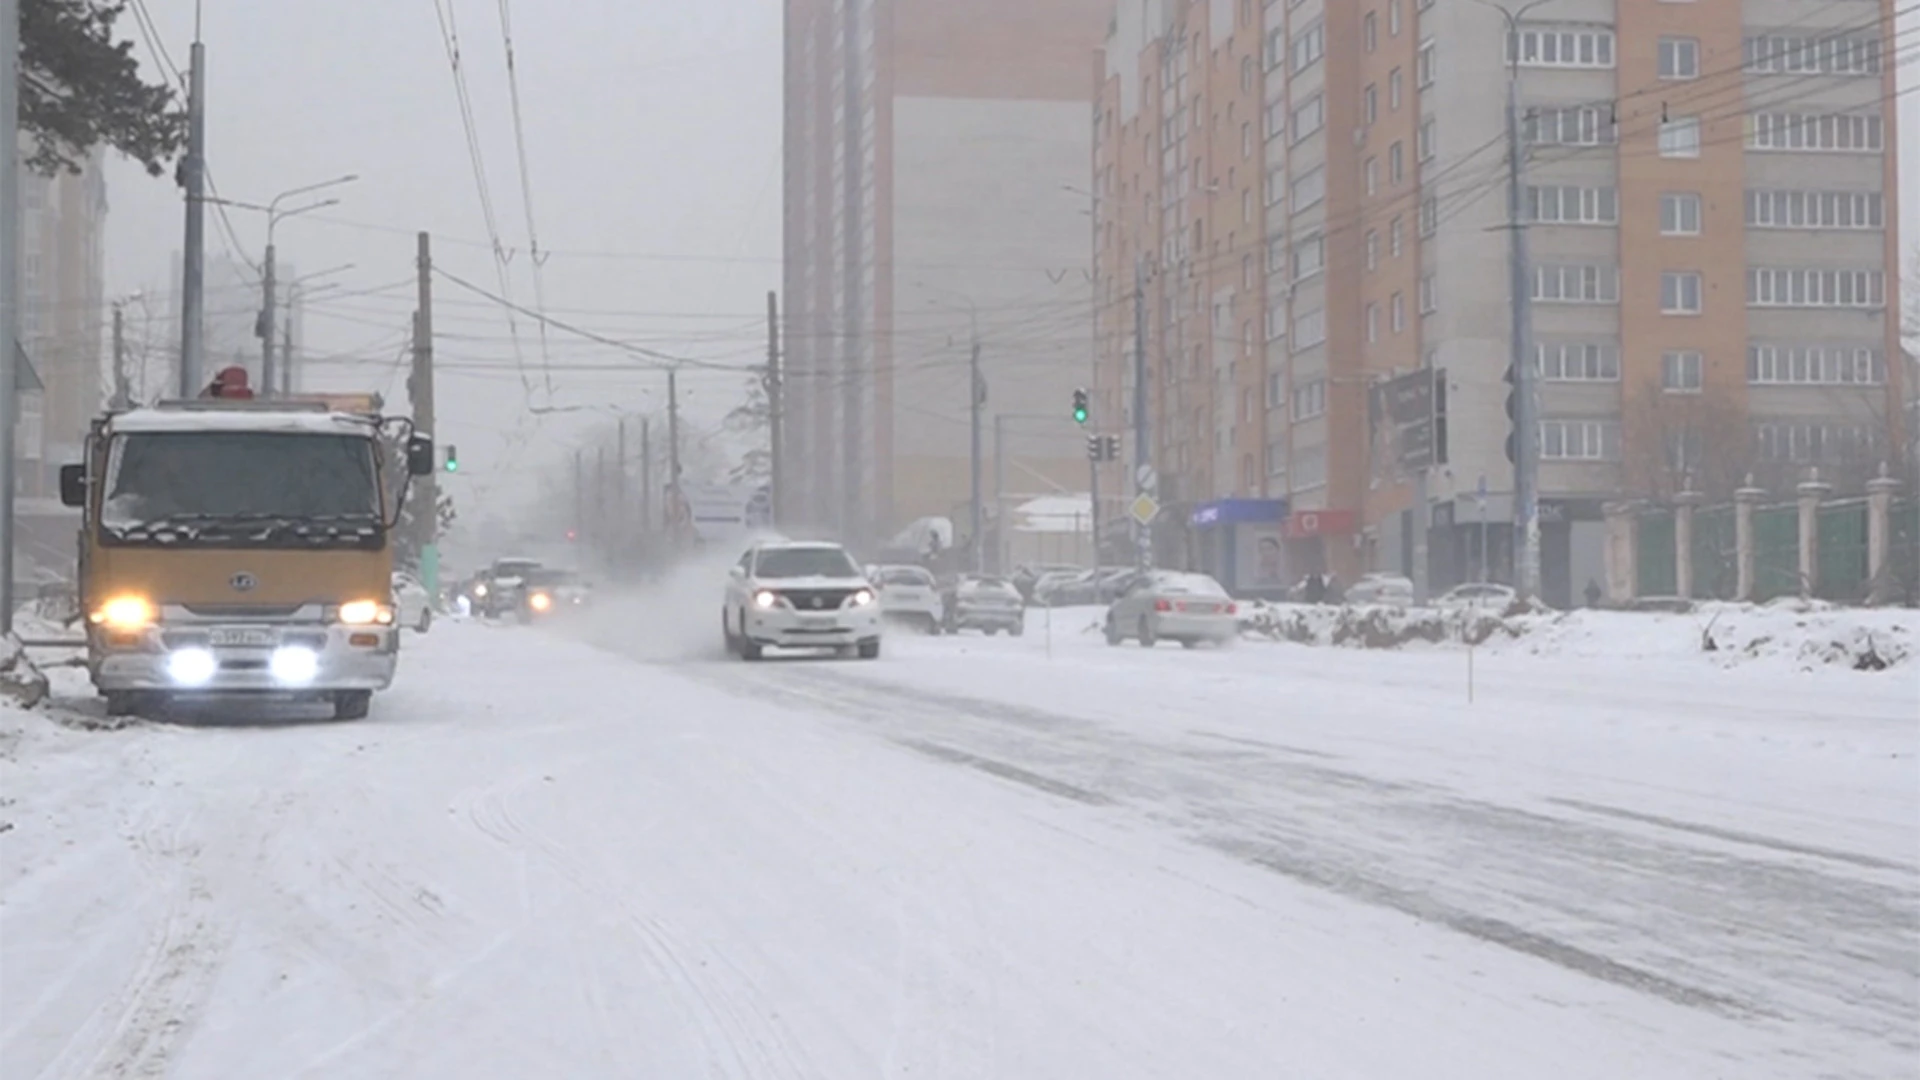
[
  {"x1": 1504, "y1": 364, "x2": 1519, "y2": 464},
  {"x1": 1086, "y1": 433, "x2": 1102, "y2": 461},
  {"x1": 1072, "y1": 387, "x2": 1089, "y2": 424},
  {"x1": 1102, "y1": 434, "x2": 1121, "y2": 461},
  {"x1": 443, "y1": 444, "x2": 459, "y2": 472}
]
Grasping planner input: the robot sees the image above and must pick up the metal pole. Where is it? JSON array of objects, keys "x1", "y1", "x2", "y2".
[
  {"x1": 1089, "y1": 441, "x2": 1101, "y2": 569},
  {"x1": 282, "y1": 314, "x2": 294, "y2": 394},
  {"x1": 260, "y1": 242, "x2": 276, "y2": 396},
  {"x1": 112, "y1": 304, "x2": 130, "y2": 410},
  {"x1": 179, "y1": 42, "x2": 208, "y2": 397},
  {"x1": 1412, "y1": 370, "x2": 1433, "y2": 605},
  {"x1": 412, "y1": 232, "x2": 439, "y2": 595},
  {"x1": 616, "y1": 417, "x2": 628, "y2": 550},
  {"x1": 640, "y1": 417, "x2": 653, "y2": 532},
  {"x1": 969, "y1": 337, "x2": 983, "y2": 573},
  {"x1": 0, "y1": 0, "x2": 20, "y2": 634},
  {"x1": 666, "y1": 369, "x2": 682, "y2": 485},
  {"x1": 1507, "y1": 56, "x2": 1540, "y2": 599},
  {"x1": 572, "y1": 449, "x2": 583, "y2": 539},
  {"x1": 1133, "y1": 260, "x2": 1153, "y2": 571},
  {"x1": 766, "y1": 290, "x2": 782, "y2": 527},
  {"x1": 992, "y1": 414, "x2": 1005, "y2": 574}
]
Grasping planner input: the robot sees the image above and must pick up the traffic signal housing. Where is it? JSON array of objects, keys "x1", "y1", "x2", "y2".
[
  {"x1": 443, "y1": 444, "x2": 459, "y2": 472},
  {"x1": 1072, "y1": 387, "x2": 1089, "y2": 424},
  {"x1": 1102, "y1": 434, "x2": 1121, "y2": 461},
  {"x1": 1086, "y1": 433, "x2": 1102, "y2": 461}
]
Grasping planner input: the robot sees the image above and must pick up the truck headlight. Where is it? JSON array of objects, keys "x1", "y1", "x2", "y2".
[
  {"x1": 270, "y1": 646, "x2": 320, "y2": 685},
  {"x1": 166, "y1": 648, "x2": 216, "y2": 687},
  {"x1": 92, "y1": 595, "x2": 156, "y2": 630},
  {"x1": 337, "y1": 600, "x2": 394, "y2": 625}
]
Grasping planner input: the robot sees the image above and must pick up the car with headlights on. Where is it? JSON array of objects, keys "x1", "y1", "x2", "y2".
[
  {"x1": 1103, "y1": 571, "x2": 1238, "y2": 648},
  {"x1": 942, "y1": 575, "x2": 1025, "y2": 635},
  {"x1": 723, "y1": 541, "x2": 881, "y2": 660},
  {"x1": 518, "y1": 568, "x2": 591, "y2": 621}
]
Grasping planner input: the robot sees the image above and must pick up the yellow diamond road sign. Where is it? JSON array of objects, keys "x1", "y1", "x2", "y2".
[{"x1": 1128, "y1": 493, "x2": 1160, "y2": 526}]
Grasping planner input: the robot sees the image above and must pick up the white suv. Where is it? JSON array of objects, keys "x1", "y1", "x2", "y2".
[{"x1": 723, "y1": 541, "x2": 882, "y2": 660}]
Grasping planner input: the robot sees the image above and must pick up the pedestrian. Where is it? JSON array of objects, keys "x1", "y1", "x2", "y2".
[{"x1": 1584, "y1": 577, "x2": 1602, "y2": 608}]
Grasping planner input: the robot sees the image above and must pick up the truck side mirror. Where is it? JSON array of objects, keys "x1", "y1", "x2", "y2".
[
  {"x1": 406, "y1": 435, "x2": 435, "y2": 477},
  {"x1": 58, "y1": 464, "x2": 86, "y2": 508}
]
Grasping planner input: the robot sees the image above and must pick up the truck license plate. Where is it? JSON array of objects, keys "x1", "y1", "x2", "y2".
[{"x1": 209, "y1": 629, "x2": 276, "y2": 647}]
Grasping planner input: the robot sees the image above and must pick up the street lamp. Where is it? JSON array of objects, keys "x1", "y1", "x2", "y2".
[
  {"x1": 280, "y1": 265, "x2": 355, "y2": 395},
  {"x1": 210, "y1": 173, "x2": 358, "y2": 396}
]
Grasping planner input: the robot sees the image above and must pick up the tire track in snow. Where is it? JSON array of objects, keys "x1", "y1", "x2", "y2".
[{"x1": 456, "y1": 780, "x2": 821, "y2": 1079}]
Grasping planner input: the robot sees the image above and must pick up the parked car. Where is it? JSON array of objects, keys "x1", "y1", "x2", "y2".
[
  {"x1": 943, "y1": 575, "x2": 1025, "y2": 635},
  {"x1": 392, "y1": 571, "x2": 434, "y2": 632},
  {"x1": 1433, "y1": 582, "x2": 1517, "y2": 613},
  {"x1": 1103, "y1": 571, "x2": 1238, "y2": 648},
  {"x1": 1345, "y1": 572, "x2": 1415, "y2": 608},
  {"x1": 1035, "y1": 566, "x2": 1139, "y2": 607},
  {"x1": 873, "y1": 564, "x2": 944, "y2": 632},
  {"x1": 1011, "y1": 563, "x2": 1080, "y2": 602}
]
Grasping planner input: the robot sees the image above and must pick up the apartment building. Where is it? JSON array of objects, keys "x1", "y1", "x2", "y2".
[
  {"x1": 1099, "y1": 0, "x2": 1903, "y2": 607},
  {"x1": 782, "y1": 0, "x2": 1111, "y2": 552},
  {"x1": 17, "y1": 145, "x2": 108, "y2": 497}
]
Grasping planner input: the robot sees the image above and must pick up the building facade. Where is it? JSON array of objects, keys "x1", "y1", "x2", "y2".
[
  {"x1": 782, "y1": 0, "x2": 1112, "y2": 554},
  {"x1": 1097, "y1": 0, "x2": 1904, "y2": 606},
  {"x1": 17, "y1": 144, "x2": 108, "y2": 496}
]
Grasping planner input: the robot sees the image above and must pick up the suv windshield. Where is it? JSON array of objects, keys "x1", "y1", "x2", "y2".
[
  {"x1": 754, "y1": 547, "x2": 861, "y2": 579},
  {"x1": 101, "y1": 431, "x2": 381, "y2": 546}
]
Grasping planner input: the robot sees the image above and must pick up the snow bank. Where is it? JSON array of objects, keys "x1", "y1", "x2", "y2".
[{"x1": 1234, "y1": 599, "x2": 1915, "y2": 672}]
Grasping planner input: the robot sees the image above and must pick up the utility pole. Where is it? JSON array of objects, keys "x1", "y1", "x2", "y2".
[
  {"x1": 1089, "y1": 434, "x2": 1101, "y2": 569},
  {"x1": 766, "y1": 290, "x2": 782, "y2": 528},
  {"x1": 666, "y1": 369, "x2": 682, "y2": 540},
  {"x1": 969, "y1": 335, "x2": 983, "y2": 573},
  {"x1": 178, "y1": 40, "x2": 208, "y2": 397},
  {"x1": 111, "y1": 303, "x2": 131, "y2": 410},
  {"x1": 411, "y1": 232, "x2": 440, "y2": 596},
  {"x1": 1132, "y1": 260, "x2": 1153, "y2": 571},
  {"x1": 572, "y1": 449, "x2": 583, "y2": 541},
  {"x1": 260, "y1": 243, "x2": 276, "y2": 395},
  {"x1": 1505, "y1": 66, "x2": 1540, "y2": 599},
  {"x1": 640, "y1": 417, "x2": 653, "y2": 533},
  {"x1": 992, "y1": 414, "x2": 1005, "y2": 573},
  {"x1": 616, "y1": 416, "x2": 628, "y2": 549},
  {"x1": 282, "y1": 318, "x2": 294, "y2": 394},
  {"x1": 594, "y1": 446, "x2": 606, "y2": 552},
  {"x1": 0, "y1": 0, "x2": 20, "y2": 635}
]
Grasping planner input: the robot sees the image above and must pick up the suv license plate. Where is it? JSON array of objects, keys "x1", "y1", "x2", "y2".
[{"x1": 209, "y1": 629, "x2": 276, "y2": 647}]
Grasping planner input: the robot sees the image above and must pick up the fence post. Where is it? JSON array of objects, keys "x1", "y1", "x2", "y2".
[
  {"x1": 1735, "y1": 477, "x2": 1764, "y2": 602},
  {"x1": 1602, "y1": 500, "x2": 1637, "y2": 604},
  {"x1": 1796, "y1": 467, "x2": 1832, "y2": 600},
  {"x1": 1674, "y1": 489, "x2": 1703, "y2": 600},
  {"x1": 1866, "y1": 463, "x2": 1901, "y2": 606}
]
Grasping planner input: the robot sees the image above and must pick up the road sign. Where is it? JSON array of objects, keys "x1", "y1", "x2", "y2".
[
  {"x1": 1369, "y1": 369, "x2": 1436, "y2": 472},
  {"x1": 1136, "y1": 464, "x2": 1157, "y2": 491},
  {"x1": 1128, "y1": 493, "x2": 1160, "y2": 526}
]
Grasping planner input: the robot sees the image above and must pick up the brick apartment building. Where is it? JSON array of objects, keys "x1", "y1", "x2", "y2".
[
  {"x1": 781, "y1": 0, "x2": 1112, "y2": 553},
  {"x1": 1094, "y1": 0, "x2": 1903, "y2": 607}
]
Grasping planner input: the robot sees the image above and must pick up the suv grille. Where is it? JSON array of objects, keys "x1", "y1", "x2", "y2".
[{"x1": 777, "y1": 588, "x2": 858, "y2": 611}]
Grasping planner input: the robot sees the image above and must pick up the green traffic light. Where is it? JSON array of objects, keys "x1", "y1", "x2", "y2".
[
  {"x1": 444, "y1": 460, "x2": 458, "y2": 472},
  {"x1": 1073, "y1": 407, "x2": 1088, "y2": 423}
]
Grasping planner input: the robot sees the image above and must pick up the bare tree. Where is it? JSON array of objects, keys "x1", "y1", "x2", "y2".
[{"x1": 1622, "y1": 383, "x2": 1755, "y2": 502}]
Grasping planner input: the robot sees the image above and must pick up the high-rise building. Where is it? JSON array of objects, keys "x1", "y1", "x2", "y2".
[
  {"x1": 782, "y1": 0, "x2": 1112, "y2": 553},
  {"x1": 1096, "y1": 0, "x2": 1904, "y2": 606},
  {"x1": 17, "y1": 143, "x2": 108, "y2": 496}
]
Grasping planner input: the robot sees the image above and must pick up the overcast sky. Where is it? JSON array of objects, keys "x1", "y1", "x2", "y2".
[{"x1": 105, "y1": 0, "x2": 783, "y2": 513}]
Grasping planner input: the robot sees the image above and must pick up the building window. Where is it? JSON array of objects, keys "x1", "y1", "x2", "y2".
[
  {"x1": 1292, "y1": 22, "x2": 1325, "y2": 71},
  {"x1": 1365, "y1": 84, "x2": 1378, "y2": 125},
  {"x1": 1419, "y1": 274, "x2": 1437, "y2": 314},
  {"x1": 1293, "y1": 445, "x2": 1327, "y2": 491},
  {"x1": 1745, "y1": 189, "x2": 1884, "y2": 229},
  {"x1": 1365, "y1": 157, "x2": 1379, "y2": 195},
  {"x1": 1267, "y1": 236, "x2": 1286, "y2": 274},
  {"x1": 1364, "y1": 11, "x2": 1377, "y2": 53},
  {"x1": 1528, "y1": 184, "x2": 1618, "y2": 224},
  {"x1": 1292, "y1": 165, "x2": 1325, "y2": 211},
  {"x1": 1535, "y1": 342, "x2": 1620, "y2": 381},
  {"x1": 1389, "y1": 69, "x2": 1403, "y2": 112},
  {"x1": 1241, "y1": 55, "x2": 1255, "y2": 92},
  {"x1": 1539, "y1": 420, "x2": 1620, "y2": 461},
  {"x1": 1658, "y1": 37, "x2": 1700, "y2": 79},
  {"x1": 1661, "y1": 350, "x2": 1704, "y2": 392},
  {"x1": 1266, "y1": 299, "x2": 1287, "y2": 340},
  {"x1": 1266, "y1": 440, "x2": 1288, "y2": 479},
  {"x1": 1293, "y1": 234, "x2": 1326, "y2": 280},
  {"x1": 1658, "y1": 116, "x2": 1701, "y2": 157},
  {"x1": 1266, "y1": 166, "x2": 1286, "y2": 206},
  {"x1": 1366, "y1": 229, "x2": 1379, "y2": 270},
  {"x1": 1292, "y1": 308, "x2": 1326, "y2": 350},
  {"x1": 1292, "y1": 378, "x2": 1327, "y2": 421},
  {"x1": 1753, "y1": 422, "x2": 1881, "y2": 466},
  {"x1": 1265, "y1": 99, "x2": 1287, "y2": 139},
  {"x1": 1661, "y1": 271, "x2": 1703, "y2": 314},
  {"x1": 1389, "y1": 0, "x2": 1402, "y2": 35},
  {"x1": 1390, "y1": 215, "x2": 1403, "y2": 255},
  {"x1": 1419, "y1": 197, "x2": 1437, "y2": 235},
  {"x1": 1417, "y1": 39, "x2": 1435, "y2": 86},
  {"x1": 1417, "y1": 118, "x2": 1434, "y2": 160},
  {"x1": 1748, "y1": 344, "x2": 1885, "y2": 386},
  {"x1": 1391, "y1": 292, "x2": 1405, "y2": 332},
  {"x1": 1747, "y1": 267, "x2": 1884, "y2": 308},
  {"x1": 1390, "y1": 142, "x2": 1404, "y2": 184},
  {"x1": 1366, "y1": 302, "x2": 1380, "y2": 342},
  {"x1": 1508, "y1": 27, "x2": 1615, "y2": 69},
  {"x1": 1242, "y1": 121, "x2": 1253, "y2": 158},
  {"x1": 1525, "y1": 105, "x2": 1617, "y2": 146},
  {"x1": 1291, "y1": 95, "x2": 1325, "y2": 142},
  {"x1": 1748, "y1": 113, "x2": 1884, "y2": 152},
  {"x1": 1745, "y1": 34, "x2": 1880, "y2": 76},
  {"x1": 1267, "y1": 371, "x2": 1287, "y2": 407},
  {"x1": 1532, "y1": 264, "x2": 1620, "y2": 303},
  {"x1": 1660, "y1": 192, "x2": 1702, "y2": 234}
]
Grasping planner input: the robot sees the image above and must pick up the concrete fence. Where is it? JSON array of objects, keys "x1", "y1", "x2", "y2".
[{"x1": 1603, "y1": 466, "x2": 1915, "y2": 607}]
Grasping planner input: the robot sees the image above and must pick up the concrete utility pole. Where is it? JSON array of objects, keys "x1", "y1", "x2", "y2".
[
  {"x1": 178, "y1": 41, "x2": 208, "y2": 397},
  {"x1": 766, "y1": 290, "x2": 782, "y2": 527},
  {"x1": 1505, "y1": 48, "x2": 1540, "y2": 599},
  {"x1": 111, "y1": 303, "x2": 130, "y2": 409},
  {"x1": 992, "y1": 414, "x2": 1005, "y2": 573},
  {"x1": 640, "y1": 417, "x2": 653, "y2": 532},
  {"x1": 282, "y1": 319, "x2": 294, "y2": 395},
  {"x1": 0, "y1": 0, "x2": 20, "y2": 635},
  {"x1": 666, "y1": 368, "x2": 682, "y2": 489},
  {"x1": 1132, "y1": 259, "x2": 1153, "y2": 571},
  {"x1": 616, "y1": 416, "x2": 628, "y2": 545},
  {"x1": 572, "y1": 449, "x2": 583, "y2": 539},
  {"x1": 969, "y1": 335, "x2": 984, "y2": 574},
  {"x1": 411, "y1": 232, "x2": 440, "y2": 596}
]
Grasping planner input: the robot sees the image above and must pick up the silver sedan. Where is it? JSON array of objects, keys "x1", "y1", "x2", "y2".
[{"x1": 1102, "y1": 571, "x2": 1239, "y2": 649}]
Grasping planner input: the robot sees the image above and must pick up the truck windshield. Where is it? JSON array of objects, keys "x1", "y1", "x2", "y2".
[{"x1": 101, "y1": 431, "x2": 382, "y2": 547}]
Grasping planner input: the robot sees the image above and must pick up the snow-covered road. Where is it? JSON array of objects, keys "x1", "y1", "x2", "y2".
[{"x1": 2, "y1": 611, "x2": 1914, "y2": 1079}]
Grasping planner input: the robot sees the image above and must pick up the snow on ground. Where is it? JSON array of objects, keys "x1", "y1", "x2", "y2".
[{"x1": 1, "y1": 584, "x2": 1915, "y2": 1078}]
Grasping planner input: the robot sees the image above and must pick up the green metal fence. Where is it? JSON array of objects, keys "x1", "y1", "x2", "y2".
[
  {"x1": 1752, "y1": 504, "x2": 1800, "y2": 602},
  {"x1": 1890, "y1": 497, "x2": 1918, "y2": 606},
  {"x1": 1637, "y1": 511, "x2": 1676, "y2": 597},
  {"x1": 1815, "y1": 499, "x2": 1870, "y2": 602},
  {"x1": 1691, "y1": 505, "x2": 1738, "y2": 600}
]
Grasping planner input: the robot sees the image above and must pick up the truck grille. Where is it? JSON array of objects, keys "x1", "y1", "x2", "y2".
[{"x1": 778, "y1": 588, "x2": 858, "y2": 611}]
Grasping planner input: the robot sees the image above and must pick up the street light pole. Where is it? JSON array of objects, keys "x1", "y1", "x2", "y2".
[{"x1": 247, "y1": 175, "x2": 355, "y2": 395}]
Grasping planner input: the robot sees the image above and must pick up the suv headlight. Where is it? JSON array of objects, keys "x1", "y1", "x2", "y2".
[
  {"x1": 753, "y1": 589, "x2": 780, "y2": 609},
  {"x1": 849, "y1": 588, "x2": 874, "y2": 607}
]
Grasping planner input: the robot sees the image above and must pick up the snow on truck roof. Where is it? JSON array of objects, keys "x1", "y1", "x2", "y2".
[{"x1": 107, "y1": 407, "x2": 381, "y2": 436}]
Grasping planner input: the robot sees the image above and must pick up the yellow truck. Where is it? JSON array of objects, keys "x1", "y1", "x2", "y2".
[{"x1": 58, "y1": 397, "x2": 434, "y2": 719}]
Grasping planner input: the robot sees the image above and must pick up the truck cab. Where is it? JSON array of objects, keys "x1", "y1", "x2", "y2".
[{"x1": 59, "y1": 399, "x2": 433, "y2": 719}]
